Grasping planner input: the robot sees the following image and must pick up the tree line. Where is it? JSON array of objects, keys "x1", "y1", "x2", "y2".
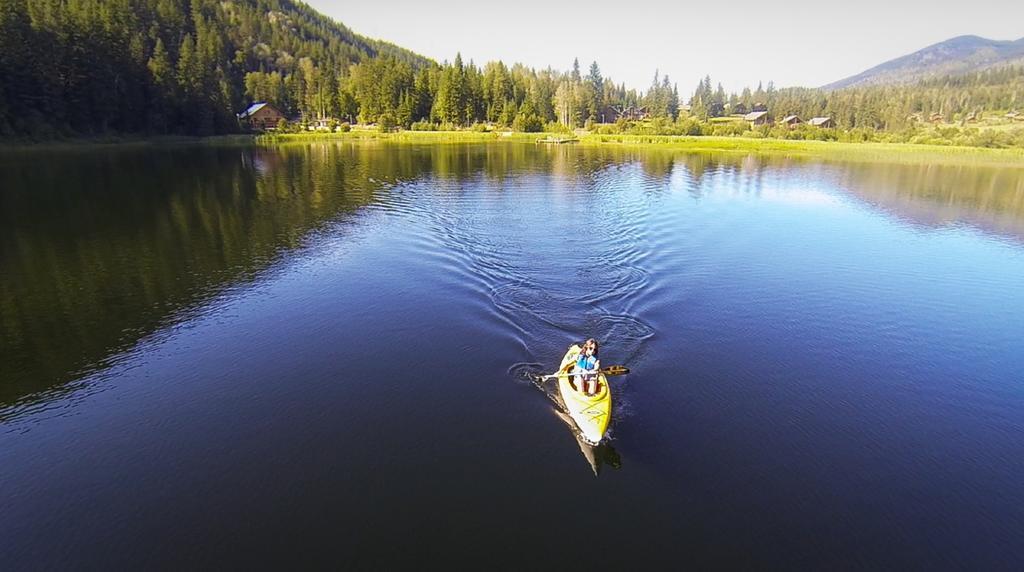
[
  {"x1": 689, "y1": 66, "x2": 1024, "y2": 130},
  {"x1": 251, "y1": 54, "x2": 680, "y2": 132}
]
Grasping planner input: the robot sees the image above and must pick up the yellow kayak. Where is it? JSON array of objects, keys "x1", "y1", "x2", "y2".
[{"x1": 555, "y1": 345, "x2": 611, "y2": 445}]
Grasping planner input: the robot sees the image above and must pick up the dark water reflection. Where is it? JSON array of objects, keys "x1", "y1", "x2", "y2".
[
  {"x1": 2, "y1": 142, "x2": 1023, "y2": 568},
  {"x1": 1, "y1": 145, "x2": 379, "y2": 406}
]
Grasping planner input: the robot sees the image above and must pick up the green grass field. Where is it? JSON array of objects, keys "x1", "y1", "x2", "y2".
[{"x1": 259, "y1": 130, "x2": 1024, "y2": 167}]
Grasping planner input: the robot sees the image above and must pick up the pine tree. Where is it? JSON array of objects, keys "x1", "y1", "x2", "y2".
[
  {"x1": 587, "y1": 61, "x2": 603, "y2": 122},
  {"x1": 147, "y1": 37, "x2": 174, "y2": 130},
  {"x1": 177, "y1": 34, "x2": 198, "y2": 96}
]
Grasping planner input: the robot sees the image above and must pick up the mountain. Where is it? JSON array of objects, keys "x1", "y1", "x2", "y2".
[{"x1": 824, "y1": 35, "x2": 1024, "y2": 90}]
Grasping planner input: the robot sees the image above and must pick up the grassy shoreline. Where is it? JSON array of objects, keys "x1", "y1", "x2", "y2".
[
  {"x1": 260, "y1": 130, "x2": 1024, "y2": 166},
  {"x1": 0, "y1": 134, "x2": 257, "y2": 152},
  {"x1": 4, "y1": 130, "x2": 1023, "y2": 167}
]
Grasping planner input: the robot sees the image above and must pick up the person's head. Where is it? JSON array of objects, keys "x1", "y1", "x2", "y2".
[{"x1": 583, "y1": 338, "x2": 599, "y2": 356}]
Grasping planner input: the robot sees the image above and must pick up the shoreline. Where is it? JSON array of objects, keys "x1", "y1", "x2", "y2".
[
  {"x1": 262, "y1": 130, "x2": 1024, "y2": 167},
  {"x1": 4, "y1": 130, "x2": 1024, "y2": 167},
  {"x1": 0, "y1": 134, "x2": 257, "y2": 152}
]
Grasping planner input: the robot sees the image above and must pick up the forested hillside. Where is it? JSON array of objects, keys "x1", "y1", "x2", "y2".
[{"x1": 0, "y1": 0, "x2": 427, "y2": 136}]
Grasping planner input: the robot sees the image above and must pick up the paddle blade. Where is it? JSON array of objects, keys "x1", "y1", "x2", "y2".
[
  {"x1": 601, "y1": 365, "x2": 630, "y2": 376},
  {"x1": 523, "y1": 371, "x2": 545, "y2": 382}
]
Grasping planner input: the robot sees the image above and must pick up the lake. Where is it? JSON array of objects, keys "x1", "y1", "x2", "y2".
[{"x1": 2, "y1": 141, "x2": 1023, "y2": 568}]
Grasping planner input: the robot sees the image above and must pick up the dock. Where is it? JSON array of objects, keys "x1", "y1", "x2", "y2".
[{"x1": 536, "y1": 136, "x2": 579, "y2": 144}]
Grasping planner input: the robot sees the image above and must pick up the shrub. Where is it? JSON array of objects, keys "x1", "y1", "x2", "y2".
[
  {"x1": 410, "y1": 120, "x2": 436, "y2": 131},
  {"x1": 676, "y1": 118, "x2": 704, "y2": 136},
  {"x1": 378, "y1": 112, "x2": 396, "y2": 133},
  {"x1": 543, "y1": 121, "x2": 572, "y2": 134},
  {"x1": 594, "y1": 123, "x2": 622, "y2": 135},
  {"x1": 711, "y1": 121, "x2": 748, "y2": 137},
  {"x1": 337, "y1": 122, "x2": 351, "y2": 133},
  {"x1": 512, "y1": 112, "x2": 543, "y2": 132}
]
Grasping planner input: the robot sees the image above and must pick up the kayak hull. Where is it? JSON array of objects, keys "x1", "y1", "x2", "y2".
[{"x1": 555, "y1": 345, "x2": 611, "y2": 445}]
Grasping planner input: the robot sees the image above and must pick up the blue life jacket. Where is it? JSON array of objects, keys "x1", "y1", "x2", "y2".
[{"x1": 576, "y1": 353, "x2": 598, "y2": 372}]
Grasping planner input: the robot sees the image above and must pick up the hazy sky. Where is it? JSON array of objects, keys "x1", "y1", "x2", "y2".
[{"x1": 305, "y1": 0, "x2": 1024, "y2": 93}]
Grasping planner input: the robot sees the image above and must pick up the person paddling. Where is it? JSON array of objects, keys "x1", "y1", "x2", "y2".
[{"x1": 575, "y1": 338, "x2": 600, "y2": 394}]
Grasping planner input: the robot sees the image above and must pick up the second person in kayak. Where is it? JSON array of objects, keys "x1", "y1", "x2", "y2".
[{"x1": 575, "y1": 338, "x2": 600, "y2": 394}]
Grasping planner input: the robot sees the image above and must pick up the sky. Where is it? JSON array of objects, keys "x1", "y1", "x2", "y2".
[{"x1": 305, "y1": 0, "x2": 1024, "y2": 94}]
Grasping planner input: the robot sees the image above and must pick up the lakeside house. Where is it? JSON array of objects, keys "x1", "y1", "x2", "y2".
[
  {"x1": 238, "y1": 102, "x2": 285, "y2": 130},
  {"x1": 744, "y1": 111, "x2": 769, "y2": 126},
  {"x1": 610, "y1": 105, "x2": 649, "y2": 122},
  {"x1": 780, "y1": 115, "x2": 803, "y2": 128},
  {"x1": 808, "y1": 117, "x2": 834, "y2": 128}
]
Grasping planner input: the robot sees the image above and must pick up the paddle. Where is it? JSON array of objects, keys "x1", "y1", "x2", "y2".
[{"x1": 532, "y1": 365, "x2": 630, "y2": 382}]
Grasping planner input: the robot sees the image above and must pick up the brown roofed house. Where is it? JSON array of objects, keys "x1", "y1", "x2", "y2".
[
  {"x1": 238, "y1": 102, "x2": 286, "y2": 130},
  {"x1": 780, "y1": 115, "x2": 802, "y2": 128},
  {"x1": 744, "y1": 111, "x2": 770, "y2": 126}
]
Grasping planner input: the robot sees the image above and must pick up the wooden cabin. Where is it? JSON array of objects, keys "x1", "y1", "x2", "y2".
[
  {"x1": 237, "y1": 102, "x2": 286, "y2": 130},
  {"x1": 808, "y1": 117, "x2": 834, "y2": 128},
  {"x1": 780, "y1": 115, "x2": 803, "y2": 128},
  {"x1": 744, "y1": 111, "x2": 769, "y2": 126},
  {"x1": 929, "y1": 112, "x2": 944, "y2": 123}
]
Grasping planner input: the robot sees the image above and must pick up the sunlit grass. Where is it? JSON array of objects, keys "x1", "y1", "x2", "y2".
[{"x1": 259, "y1": 130, "x2": 1024, "y2": 167}]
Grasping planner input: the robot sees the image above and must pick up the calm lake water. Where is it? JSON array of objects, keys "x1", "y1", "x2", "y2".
[{"x1": 2, "y1": 142, "x2": 1023, "y2": 568}]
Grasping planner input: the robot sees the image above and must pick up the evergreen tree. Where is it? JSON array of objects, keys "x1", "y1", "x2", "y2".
[
  {"x1": 147, "y1": 37, "x2": 173, "y2": 130},
  {"x1": 587, "y1": 61, "x2": 603, "y2": 121}
]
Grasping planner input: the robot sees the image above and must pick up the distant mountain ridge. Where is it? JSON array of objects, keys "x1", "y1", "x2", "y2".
[{"x1": 824, "y1": 35, "x2": 1024, "y2": 90}]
